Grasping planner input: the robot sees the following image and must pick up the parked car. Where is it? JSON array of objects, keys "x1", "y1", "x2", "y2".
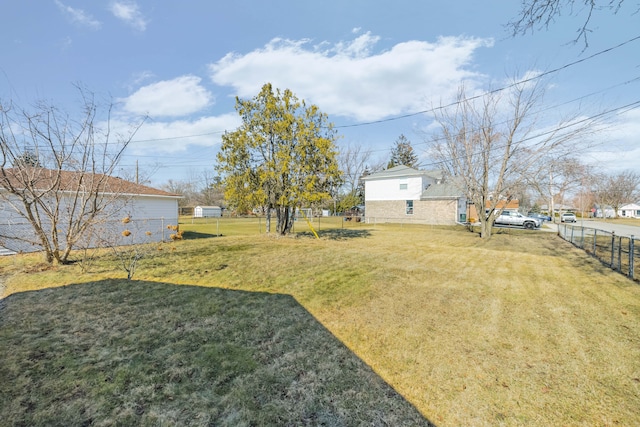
[
  {"x1": 527, "y1": 212, "x2": 552, "y2": 222},
  {"x1": 561, "y1": 212, "x2": 577, "y2": 223},
  {"x1": 494, "y1": 211, "x2": 541, "y2": 229}
]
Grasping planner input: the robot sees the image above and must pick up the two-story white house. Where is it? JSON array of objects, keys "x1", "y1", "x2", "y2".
[{"x1": 362, "y1": 165, "x2": 467, "y2": 225}]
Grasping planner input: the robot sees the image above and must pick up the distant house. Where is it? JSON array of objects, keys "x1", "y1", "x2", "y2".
[
  {"x1": 194, "y1": 205, "x2": 222, "y2": 218},
  {"x1": 362, "y1": 165, "x2": 467, "y2": 225},
  {"x1": 593, "y1": 204, "x2": 615, "y2": 218},
  {"x1": 0, "y1": 168, "x2": 181, "y2": 255},
  {"x1": 618, "y1": 203, "x2": 640, "y2": 218}
]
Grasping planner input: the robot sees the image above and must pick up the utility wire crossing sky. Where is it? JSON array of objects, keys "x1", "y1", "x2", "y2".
[{"x1": 1, "y1": 1, "x2": 638, "y2": 186}]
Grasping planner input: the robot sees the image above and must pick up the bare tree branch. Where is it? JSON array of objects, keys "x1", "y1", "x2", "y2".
[
  {"x1": 429, "y1": 77, "x2": 600, "y2": 238},
  {"x1": 0, "y1": 87, "x2": 146, "y2": 264},
  {"x1": 508, "y1": 0, "x2": 632, "y2": 48}
]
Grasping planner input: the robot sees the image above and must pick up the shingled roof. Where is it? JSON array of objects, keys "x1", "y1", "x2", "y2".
[
  {"x1": 0, "y1": 168, "x2": 181, "y2": 198},
  {"x1": 361, "y1": 165, "x2": 443, "y2": 181}
]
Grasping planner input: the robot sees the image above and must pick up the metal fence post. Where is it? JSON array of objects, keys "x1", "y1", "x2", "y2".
[
  {"x1": 611, "y1": 232, "x2": 616, "y2": 268},
  {"x1": 593, "y1": 229, "x2": 597, "y2": 255},
  {"x1": 630, "y1": 236, "x2": 635, "y2": 279},
  {"x1": 618, "y1": 236, "x2": 622, "y2": 272}
]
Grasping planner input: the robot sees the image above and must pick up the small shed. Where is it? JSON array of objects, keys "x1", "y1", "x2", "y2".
[{"x1": 194, "y1": 205, "x2": 222, "y2": 218}]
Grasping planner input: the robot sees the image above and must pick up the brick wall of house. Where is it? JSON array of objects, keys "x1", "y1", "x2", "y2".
[{"x1": 365, "y1": 199, "x2": 459, "y2": 224}]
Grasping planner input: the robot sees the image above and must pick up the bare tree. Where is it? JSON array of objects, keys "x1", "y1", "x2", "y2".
[
  {"x1": 429, "y1": 79, "x2": 598, "y2": 239},
  {"x1": 527, "y1": 155, "x2": 590, "y2": 220},
  {"x1": 197, "y1": 169, "x2": 225, "y2": 207},
  {"x1": 593, "y1": 170, "x2": 640, "y2": 218},
  {"x1": 0, "y1": 88, "x2": 144, "y2": 264},
  {"x1": 161, "y1": 179, "x2": 197, "y2": 208},
  {"x1": 337, "y1": 142, "x2": 385, "y2": 213},
  {"x1": 338, "y1": 142, "x2": 376, "y2": 196},
  {"x1": 508, "y1": 0, "x2": 633, "y2": 48}
]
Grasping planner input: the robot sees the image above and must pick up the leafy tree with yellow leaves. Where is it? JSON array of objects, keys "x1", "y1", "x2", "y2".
[{"x1": 216, "y1": 83, "x2": 341, "y2": 235}]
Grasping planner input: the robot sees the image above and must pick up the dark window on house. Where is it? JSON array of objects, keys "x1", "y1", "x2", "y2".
[{"x1": 406, "y1": 200, "x2": 414, "y2": 215}]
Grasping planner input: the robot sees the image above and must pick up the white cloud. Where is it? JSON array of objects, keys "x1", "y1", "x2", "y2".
[
  {"x1": 109, "y1": 1, "x2": 147, "y2": 31},
  {"x1": 120, "y1": 76, "x2": 213, "y2": 118},
  {"x1": 209, "y1": 33, "x2": 493, "y2": 121},
  {"x1": 113, "y1": 113, "x2": 241, "y2": 155},
  {"x1": 55, "y1": 0, "x2": 101, "y2": 29}
]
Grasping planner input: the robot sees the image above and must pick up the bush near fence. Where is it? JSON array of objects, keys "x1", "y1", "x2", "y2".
[{"x1": 558, "y1": 223, "x2": 639, "y2": 282}]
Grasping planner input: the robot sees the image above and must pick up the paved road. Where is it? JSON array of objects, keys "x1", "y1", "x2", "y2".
[{"x1": 556, "y1": 219, "x2": 640, "y2": 238}]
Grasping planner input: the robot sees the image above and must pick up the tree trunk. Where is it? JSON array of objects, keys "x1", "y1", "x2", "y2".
[
  {"x1": 480, "y1": 218, "x2": 493, "y2": 239},
  {"x1": 275, "y1": 206, "x2": 295, "y2": 235},
  {"x1": 284, "y1": 207, "x2": 294, "y2": 234},
  {"x1": 266, "y1": 205, "x2": 271, "y2": 234}
]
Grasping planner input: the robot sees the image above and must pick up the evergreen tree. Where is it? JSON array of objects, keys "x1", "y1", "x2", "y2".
[
  {"x1": 216, "y1": 83, "x2": 341, "y2": 235},
  {"x1": 387, "y1": 134, "x2": 418, "y2": 168}
]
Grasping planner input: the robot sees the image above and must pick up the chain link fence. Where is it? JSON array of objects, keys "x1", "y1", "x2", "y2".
[
  {"x1": 558, "y1": 223, "x2": 639, "y2": 282},
  {"x1": 0, "y1": 217, "x2": 179, "y2": 255}
]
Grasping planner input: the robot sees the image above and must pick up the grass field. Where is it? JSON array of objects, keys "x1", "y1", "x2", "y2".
[{"x1": 1, "y1": 220, "x2": 640, "y2": 426}]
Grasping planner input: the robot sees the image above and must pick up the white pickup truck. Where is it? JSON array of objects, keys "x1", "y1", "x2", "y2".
[{"x1": 493, "y1": 211, "x2": 541, "y2": 229}]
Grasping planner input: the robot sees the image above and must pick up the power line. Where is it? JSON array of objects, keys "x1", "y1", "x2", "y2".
[
  {"x1": 416, "y1": 99, "x2": 640, "y2": 170},
  {"x1": 117, "y1": 34, "x2": 640, "y2": 145},
  {"x1": 334, "y1": 34, "x2": 640, "y2": 129},
  {"x1": 342, "y1": 76, "x2": 640, "y2": 156},
  {"x1": 130, "y1": 130, "x2": 226, "y2": 143},
  {"x1": 130, "y1": 99, "x2": 640, "y2": 184}
]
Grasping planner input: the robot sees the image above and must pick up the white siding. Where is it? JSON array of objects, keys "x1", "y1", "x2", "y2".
[
  {"x1": 0, "y1": 193, "x2": 178, "y2": 254},
  {"x1": 194, "y1": 206, "x2": 222, "y2": 218},
  {"x1": 125, "y1": 196, "x2": 179, "y2": 222},
  {"x1": 365, "y1": 176, "x2": 427, "y2": 201},
  {"x1": 618, "y1": 203, "x2": 640, "y2": 218}
]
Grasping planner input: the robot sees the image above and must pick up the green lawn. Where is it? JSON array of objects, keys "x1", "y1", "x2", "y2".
[
  {"x1": 0, "y1": 281, "x2": 428, "y2": 426},
  {"x1": 1, "y1": 222, "x2": 639, "y2": 426}
]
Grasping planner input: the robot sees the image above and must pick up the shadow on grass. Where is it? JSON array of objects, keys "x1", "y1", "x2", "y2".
[
  {"x1": 0, "y1": 280, "x2": 435, "y2": 427},
  {"x1": 298, "y1": 228, "x2": 373, "y2": 240},
  {"x1": 181, "y1": 230, "x2": 222, "y2": 240}
]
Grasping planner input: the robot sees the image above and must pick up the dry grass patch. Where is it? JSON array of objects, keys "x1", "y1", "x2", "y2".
[{"x1": 2, "y1": 224, "x2": 640, "y2": 426}]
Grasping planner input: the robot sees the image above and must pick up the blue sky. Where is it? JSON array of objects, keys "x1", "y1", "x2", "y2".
[{"x1": 1, "y1": 1, "x2": 638, "y2": 187}]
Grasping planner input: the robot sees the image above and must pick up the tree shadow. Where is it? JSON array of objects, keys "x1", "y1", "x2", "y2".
[
  {"x1": 181, "y1": 230, "x2": 222, "y2": 240},
  {"x1": 1, "y1": 280, "x2": 435, "y2": 426},
  {"x1": 298, "y1": 228, "x2": 373, "y2": 240}
]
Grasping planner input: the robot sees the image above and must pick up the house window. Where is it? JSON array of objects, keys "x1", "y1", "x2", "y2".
[
  {"x1": 406, "y1": 200, "x2": 414, "y2": 215},
  {"x1": 399, "y1": 183, "x2": 408, "y2": 190}
]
